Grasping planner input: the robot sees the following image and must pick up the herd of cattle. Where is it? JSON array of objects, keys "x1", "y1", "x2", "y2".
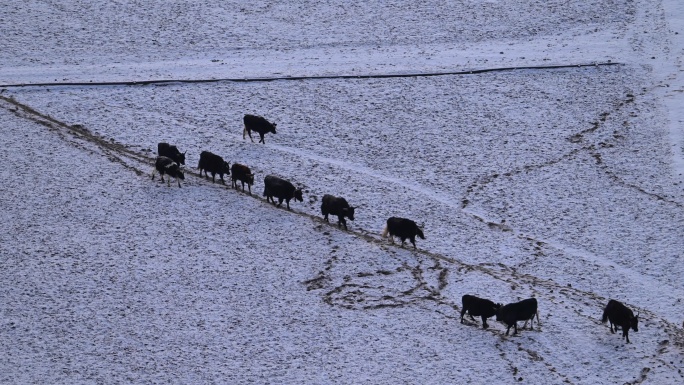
[
  {"x1": 150, "y1": 114, "x2": 642, "y2": 344},
  {"x1": 461, "y1": 295, "x2": 639, "y2": 343}
]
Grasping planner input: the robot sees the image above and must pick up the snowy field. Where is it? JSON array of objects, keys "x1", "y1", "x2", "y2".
[{"x1": 1, "y1": 1, "x2": 684, "y2": 384}]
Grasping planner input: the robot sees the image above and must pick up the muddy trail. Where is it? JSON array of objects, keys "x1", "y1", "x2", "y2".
[{"x1": 3, "y1": 93, "x2": 683, "y2": 384}]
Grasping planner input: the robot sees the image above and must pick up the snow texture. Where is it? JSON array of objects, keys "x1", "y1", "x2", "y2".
[{"x1": 1, "y1": 1, "x2": 683, "y2": 384}]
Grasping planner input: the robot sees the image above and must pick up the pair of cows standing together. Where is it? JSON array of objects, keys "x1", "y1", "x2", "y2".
[{"x1": 461, "y1": 295, "x2": 639, "y2": 343}]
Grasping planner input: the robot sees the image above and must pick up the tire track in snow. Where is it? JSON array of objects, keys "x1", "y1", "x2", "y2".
[{"x1": 0, "y1": 62, "x2": 621, "y2": 89}]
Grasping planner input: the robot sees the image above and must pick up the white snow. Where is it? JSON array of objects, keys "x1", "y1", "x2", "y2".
[{"x1": 1, "y1": 1, "x2": 683, "y2": 384}]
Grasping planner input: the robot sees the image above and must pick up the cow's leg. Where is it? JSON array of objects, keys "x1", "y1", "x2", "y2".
[
  {"x1": 624, "y1": 330, "x2": 630, "y2": 343},
  {"x1": 323, "y1": 213, "x2": 329, "y2": 222},
  {"x1": 276, "y1": 197, "x2": 283, "y2": 207},
  {"x1": 259, "y1": 133, "x2": 265, "y2": 144},
  {"x1": 513, "y1": 322, "x2": 519, "y2": 335},
  {"x1": 160, "y1": 173, "x2": 165, "y2": 183},
  {"x1": 609, "y1": 322, "x2": 615, "y2": 334},
  {"x1": 340, "y1": 217, "x2": 347, "y2": 230},
  {"x1": 460, "y1": 308, "x2": 467, "y2": 324},
  {"x1": 151, "y1": 168, "x2": 157, "y2": 180},
  {"x1": 482, "y1": 316, "x2": 489, "y2": 329},
  {"x1": 286, "y1": 199, "x2": 291, "y2": 210},
  {"x1": 410, "y1": 236, "x2": 417, "y2": 248},
  {"x1": 176, "y1": 177, "x2": 181, "y2": 188},
  {"x1": 211, "y1": 172, "x2": 216, "y2": 183},
  {"x1": 505, "y1": 324, "x2": 512, "y2": 336},
  {"x1": 244, "y1": 126, "x2": 254, "y2": 142},
  {"x1": 247, "y1": 183, "x2": 251, "y2": 195}
]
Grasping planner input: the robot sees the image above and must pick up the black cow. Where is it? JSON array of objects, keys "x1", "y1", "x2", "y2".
[
  {"x1": 263, "y1": 175, "x2": 303, "y2": 210},
  {"x1": 198, "y1": 151, "x2": 230, "y2": 184},
  {"x1": 243, "y1": 114, "x2": 277, "y2": 144},
  {"x1": 157, "y1": 142, "x2": 186, "y2": 165},
  {"x1": 151, "y1": 156, "x2": 185, "y2": 187},
  {"x1": 601, "y1": 299, "x2": 639, "y2": 343},
  {"x1": 231, "y1": 163, "x2": 255, "y2": 194},
  {"x1": 461, "y1": 294, "x2": 502, "y2": 329},
  {"x1": 321, "y1": 194, "x2": 355, "y2": 230},
  {"x1": 381, "y1": 217, "x2": 425, "y2": 248},
  {"x1": 496, "y1": 298, "x2": 539, "y2": 336}
]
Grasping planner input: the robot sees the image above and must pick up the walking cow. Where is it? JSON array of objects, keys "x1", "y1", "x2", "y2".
[
  {"x1": 157, "y1": 142, "x2": 186, "y2": 165},
  {"x1": 231, "y1": 163, "x2": 255, "y2": 194},
  {"x1": 461, "y1": 294, "x2": 502, "y2": 329},
  {"x1": 243, "y1": 114, "x2": 277, "y2": 144},
  {"x1": 601, "y1": 299, "x2": 639, "y2": 343},
  {"x1": 321, "y1": 194, "x2": 355, "y2": 230},
  {"x1": 151, "y1": 156, "x2": 185, "y2": 187},
  {"x1": 496, "y1": 298, "x2": 539, "y2": 336},
  {"x1": 381, "y1": 217, "x2": 425, "y2": 248},
  {"x1": 198, "y1": 151, "x2": 230, "y2": 184},
  {"x1": 263, "y1": 175, "x2": 303, "y2": 210}
]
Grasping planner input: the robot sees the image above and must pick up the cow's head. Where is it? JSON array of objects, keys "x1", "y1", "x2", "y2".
[
  {"x1": 176, "y1": 169, "x2": 185, "y2": 180},
  {"x1": 270, "y1": 123, "x2": 277, "y2": 134},
  {"x1": 294, "y1": 188, "x2": 303, "y2": 202},
  {"x1": 178, "y1": 152, "x2": 186, "y2": 165},
  {"x1": 223, "y1": 161, "x2": 231, "y2": 175},
  {"x1": 415, "y1": 226, "x2": 425, "y2": 240},
  {"x1": 344, "y1": 206, "x2": 355, "y2": 221},
  {"x1": 246, "y1": 173, "x2": 255, "y2": 185},
  {"x1": 631, "y1": 312, "x2": 639, "y2": 332}
]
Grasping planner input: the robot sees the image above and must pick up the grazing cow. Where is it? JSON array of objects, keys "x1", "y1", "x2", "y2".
[
  {"x1": 321, "y1": 194, "x2": 355, "y2": 230},
  {"x1": 381, "y1": 217, "x2": 425, "y2": 248},
  {"x1": 243, "y1": 114, "x2": 277, "y2": 144},
  {"x1": 151, "y1": 156, "x2": 185, "y2": 187},
  {"x1": 496, "y1": 298, "x2": 539, "y2": 336},
  {"x1": 231, "y1": 163, "x2": 255, "y2": 194},
  {"x1": 461, "y1": 294, "x2": 502, "y2": 329},
  {"x1": 157, "y1": 142, "x2": 186, "y2": 165},
  {"x1": 601, "y1": 299, "x2": 639, "y2": 343},
  {"x1": 263, "y1": 175, "x2": 303, "y2": 210},
  {"x1": 198, "y1": 151, "x2": 230, "y2": 184}
]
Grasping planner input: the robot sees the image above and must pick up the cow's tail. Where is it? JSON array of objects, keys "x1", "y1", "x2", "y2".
[
  {"x1": 381, "y1": 225, "x2": 389, "y2": 238},
  {"x1": 601, "y1": 309, "x2": 608, "y2": 323}
]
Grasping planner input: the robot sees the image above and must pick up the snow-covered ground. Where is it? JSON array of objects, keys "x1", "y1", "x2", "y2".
[{"x1": 1, "y1": 1, "x2": 683, "y2": 384}]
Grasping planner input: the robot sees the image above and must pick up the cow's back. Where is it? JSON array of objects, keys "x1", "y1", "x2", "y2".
[
  {"x1": 158, "y1": 142, "x2": 169, "y2": 155},
  {"x1": 232, "y1": 162, "x2": 251, "y2": 177},
  {"x1": 264, "y1": 175, "x2": 294, "y2": 196},
  {"x1": 499, "y1": 298, "x2": 537, "y2": 323},
  {"x1": 463, "y1": 295, "x2": 498, "y2": 316},
  {"x1": 322, "y1": 194, "x2": 348, "y2": 213},
  {"x1": 199, "y1": 151, "x2": 220, "y2": 168},
  {"x1": 387, "y1": 217, "x2": 416, "y2": 237},
  {"x1": 244, "y1": 114, "x2": 275, "y2": 131},
  {"x1": 604, "y1": 299, "x2": 634, "y2": 323}
]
